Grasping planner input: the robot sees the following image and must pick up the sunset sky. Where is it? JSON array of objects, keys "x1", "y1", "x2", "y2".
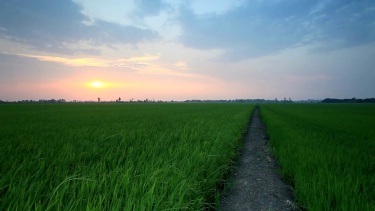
[{"x1": 1, "y1": 0, "x2": 374, "y2": 101}]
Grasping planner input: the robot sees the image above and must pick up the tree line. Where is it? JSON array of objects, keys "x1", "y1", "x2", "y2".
[{"x1": 321, "y1": 98, "x2": 375, "y2": 103}]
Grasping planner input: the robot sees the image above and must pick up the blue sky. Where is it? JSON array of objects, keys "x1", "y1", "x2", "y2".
[{"x1": 0, "y1": 0, "x2": 374, "y2": 101}]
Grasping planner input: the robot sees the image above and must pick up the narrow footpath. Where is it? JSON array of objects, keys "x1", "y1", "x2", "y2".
[{"x1": 220, "y1": 107, "x2": 295, "y2": 211}]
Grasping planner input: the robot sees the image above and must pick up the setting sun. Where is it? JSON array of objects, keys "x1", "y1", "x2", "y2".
[{"x1": 90, "y1": 81, "x2": 104, "y2": 88}]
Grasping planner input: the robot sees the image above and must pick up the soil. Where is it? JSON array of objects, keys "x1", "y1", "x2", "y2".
[{"x1": 219, "y1": 107, "x2": 295, "y2": 211}]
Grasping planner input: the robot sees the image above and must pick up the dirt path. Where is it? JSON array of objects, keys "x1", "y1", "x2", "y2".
[{"x1": 220, "y1": 107, "x2": 295, "y2": 211}]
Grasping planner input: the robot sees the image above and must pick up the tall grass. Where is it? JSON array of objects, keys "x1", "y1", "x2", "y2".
[
  {"x1": 260, "y1": 104, "x2": 375, "y2": 210},
  {"x1": 0, "y1": 103, "x2": 254, "y2": 210}
]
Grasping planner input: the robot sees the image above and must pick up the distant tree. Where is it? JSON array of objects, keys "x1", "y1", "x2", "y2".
[
  {"x1": 98, "y1": 97, "x2": 100, "y2": 103},
  {"x1": 321, "y1": 98, "x2": 375, "y2": 103}
]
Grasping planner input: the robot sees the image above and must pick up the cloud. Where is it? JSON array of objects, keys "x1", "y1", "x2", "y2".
[
  {"x1": 1, "y1": 0, "x2": 373, "y2": 60},
  {"x1": 189, "y1": 0, "x2": 245, "y2": 16},
  {"x1": 136, "y1": 62, "x2": 212, "y2": 79},
  {"x1": 73, "y1": 0, "x2": 167, "y2": 28},
  {"x1": 72, "y1": 0, "x2": 138, "y2": 26},
  {"x1": 74, "y1": 0, "x2": 182, "y2": 41},
  {"x1": 174, "y1": 61, "x2": 187, "y2": 69},
  {"x1": 2, "y1": 52, "x2": 159, "y2": 68},
  {"x1": 135, "y1": 0, "x2": 165, "y2": 16},
  {"x1": 2, "y1": 52, "x2": 203, "y2": 79},
  {"x1": 177, "y1": 0, "x2": 375, "y2": 60},
  {"x1": 0, "y1": 0, "x2": 158, "y2": 54},
  {"x1": 307, "y1": 1, "x2": 375, "y2": 51}
]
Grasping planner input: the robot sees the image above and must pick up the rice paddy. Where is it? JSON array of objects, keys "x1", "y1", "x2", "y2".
[
  {"x1": 260, "y1": 104, "x2": 375, "y2": 210},
  {"x1": 0, "y1": 103, "x2": 254, "y2": 210},
  {"x1": 1, "y1": 102, "x2": 374, "y2": 210}
]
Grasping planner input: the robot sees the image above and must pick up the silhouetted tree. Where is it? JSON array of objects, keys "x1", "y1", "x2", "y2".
[
  {"x1": 322, "y1": 98, "x2": 375, "y2": 103},
  {"x1": 98, "y1": 97, "x2": 100, "y2": 102}
]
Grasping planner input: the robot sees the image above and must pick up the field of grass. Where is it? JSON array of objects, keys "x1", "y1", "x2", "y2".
[
  {"x1": 0, "y1": 103, "x2": 254, "y2": 210},
  {"x1": 260, "y1": 104, "x2": 375, "y2": 210}
]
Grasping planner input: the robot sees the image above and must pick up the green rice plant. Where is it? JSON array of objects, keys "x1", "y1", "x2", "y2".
[
  {"x1": 260, "y1": 104, "x2": 375, "y2": 211},
  {"x1": 0, "y1": 103, "x2": 254, "y2": 210}
]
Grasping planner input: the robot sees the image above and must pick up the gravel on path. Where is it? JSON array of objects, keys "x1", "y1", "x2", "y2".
[{"x1": 220, "y1": 107, "x2": 295, "y2": 211}]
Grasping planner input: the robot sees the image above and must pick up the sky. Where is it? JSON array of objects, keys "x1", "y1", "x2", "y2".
[{"x1": 0, "y1": 0, "x2": 375, "y2": 101}]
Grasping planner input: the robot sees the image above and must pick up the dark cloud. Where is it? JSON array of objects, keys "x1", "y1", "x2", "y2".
[
  {"x1": 308, "y1": 1, "x2": 375, "y2": 50},
  {"x1": 178, "y1": 0, "x2": 375, "y2": 60},
  {"x1": 0, "y1": 0, "x2": 158, "y2": 54}
]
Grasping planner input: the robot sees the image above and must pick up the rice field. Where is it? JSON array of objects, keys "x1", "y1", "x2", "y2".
[
  {"x1": 260, "y1": 104, "x2": 375, "y2": 210},
  {"x1": 2, "y1": 102, "x2": 374, "y2": 210},
  {"x1": 0, "y1": 103, "x2": 254, "y2": 210}
]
